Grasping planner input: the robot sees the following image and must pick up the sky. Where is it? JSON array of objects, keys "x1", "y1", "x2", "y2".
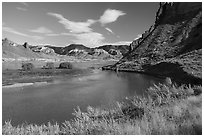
[{"x1": 2, "y1": 2, "x2": 159, "y2": 47}]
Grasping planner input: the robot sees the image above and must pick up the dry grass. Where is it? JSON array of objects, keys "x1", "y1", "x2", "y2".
[{"x1": 2, "y1": 82, "x2": 202, "y2": 135}]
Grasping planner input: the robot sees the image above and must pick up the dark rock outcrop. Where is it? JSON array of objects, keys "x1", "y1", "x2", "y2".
[
  {"x1": 22, "y1": 42, "x2": 32, "y2": 49},
  {"x1": 103, "y1": 2, "x2": 202, "y2": 85}
]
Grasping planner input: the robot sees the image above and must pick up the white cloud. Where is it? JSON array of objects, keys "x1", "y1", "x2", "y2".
[
  {"x1": 46, "y1": 33, "x2": 61, "y2": 36},
  {"x1": 47, "y1": 12, "x2": 96, "y2": 33},
  {"x1": 17, "y1": 2, "x2": 29, "y2": 11},
  {"x1": 47, "y1": 9, "x2": 126, "y2": 34},
  {"x1": 47, "y1": 9, "x2": 126, "y2": 47},
  {"x1": 3, "y1": 26, "x2": 43, "y2": 40},
  {"x1": 46, "y1": 32, "x2": 104, "y2": 47},
  {"x1": 3, "y1": 26, "x2": 28, "y2": 37},
  {"x1": 104, "y1": 41, "x2": 131, "y2": 45},
  {"x1": 99, "y1": 9, "x2": 126, "y2": 25},
  {"x1": 105, "y1": 27, "x2": 114, "y2": 34},
  {"x1": 30, "y1": 27, "x2": 53, "y2": 33},
  {"x1": 46, "y1": 32, "x2": 72, "y2": 37},
  {"x1": 31, "y1": 36, "x2": 44, "y2": 40},
  {"x1": 72, "y1": 32, "x2": 104, "y2": 47},
  {"x1": 63, "y1": 32, "x2": 105, "y2": 47},
  {"x1": 16, "y1": 7, "x2": 27, "y2": 11}
]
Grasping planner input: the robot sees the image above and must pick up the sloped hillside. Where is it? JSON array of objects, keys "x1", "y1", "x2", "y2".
[
  {"x1": 103, "y1": 2, "x2": 202, "y2": 85},
  {"x1": 46, "y1": 44, "x2": 93, "y2": 55},
  {"x1": 46, "y1": 44, "x2": 129, "y2": 59},
  {"x1": 97, "y1": 45, "x2": 129, "y2": 56},
  {"x1": 2, "y1": 38, "x2": 129, "y2": 60},
  {"x1": 2, "y1": 38, "x2": 41, "y2": 59},
  {"x1": 30, "y1": 46, "x2": 56, "y2": 55},
  {"x1": 46, "y1": 44, "x2": 129, "y2": 56},
  {"x1": 2, "y1": 38, "x2": 62, "y2": 61}
]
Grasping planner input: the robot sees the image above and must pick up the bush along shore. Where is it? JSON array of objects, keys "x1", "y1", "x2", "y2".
[
  {"x1": 3, "y1": 80, "x2": 202, "y2": 135},
  {"x1": 2, "y1": 62, "x2": 93, "y2": 86}
]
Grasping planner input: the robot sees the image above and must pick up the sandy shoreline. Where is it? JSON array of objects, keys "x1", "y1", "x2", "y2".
[{"x1": 2, "y1": 82, "x2": 48, "y2": 88}]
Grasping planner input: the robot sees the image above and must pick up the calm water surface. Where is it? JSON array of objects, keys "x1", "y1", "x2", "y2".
[{"x1": 2, "y1": 70, "x2": 164, "y2": 126}]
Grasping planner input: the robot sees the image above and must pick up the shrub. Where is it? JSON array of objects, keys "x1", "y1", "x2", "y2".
[
  {"x1": 43, "y1": 62, "x2": 55, "y2": 69},
  {"x1": 2, "y1": 83, "x2": 202, "y2": 135},
  {"x1": 22, "y1": 63, "x2": 34, "y2": 71},
  {"x1": 59, "y1": 62, "x2": 73, "y2": 69}
]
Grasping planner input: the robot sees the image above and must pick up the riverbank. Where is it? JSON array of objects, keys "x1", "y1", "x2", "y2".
[
  {"x1": 102, "y1": 58, "x2": 202, "y2": 86},
  {"x1": 2, "y1": 59, "x2": 202, "y2": 135},
  {"x1": 2, "y1": 59, "x2": 117, "y2": 86},
  {"x1": 2, "y1": 81, "x2": 50, "y2": 88},
  {"x1": 2, "y1": 68, "x2": 93, "y2": 86},
  {"x1": 2, "y1": 58, "x2": 118, "y2": 70},
  {"x1": 2, "y1": 82, "x2": 202, "y2": 135}
]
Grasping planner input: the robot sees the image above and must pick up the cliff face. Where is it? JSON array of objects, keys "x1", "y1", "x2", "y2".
[
  {"x1": 155, "y1": 2, "x2": 201, "y2": 25},
  {"x1": 103, "y1": 2, "x2": 202, "y2": 84}
]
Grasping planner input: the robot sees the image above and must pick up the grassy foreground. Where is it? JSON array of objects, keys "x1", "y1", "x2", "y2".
[{"x1": 2, "y1": 82, "x2": 202, "y2": 135}]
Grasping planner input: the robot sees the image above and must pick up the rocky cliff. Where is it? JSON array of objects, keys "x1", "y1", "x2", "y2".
[{"x1": 103, "y1": 2, "x2": 202, "y2": 85}]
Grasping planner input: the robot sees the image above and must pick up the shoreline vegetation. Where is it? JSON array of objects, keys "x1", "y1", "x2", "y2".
[
  {"x1": 2, "y1": 68, "x2": 92, "y2": 86},
  {"x1": 2, "y1": 60, "x2": 117, "y2": 86},
  {"x1": 2, "y1": 60, "x2": 202, "y2": 135},
  {"x1": 2, "y1": 2, "x2": 202, "y2": 135},
  {"x1": 3, "y1": 81, "x2": 202, "y2": 135}
]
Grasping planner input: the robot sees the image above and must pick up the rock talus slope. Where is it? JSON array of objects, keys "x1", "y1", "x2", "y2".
[{"x1": 103, "y1": 2, "x2": 202, "y2": 84}]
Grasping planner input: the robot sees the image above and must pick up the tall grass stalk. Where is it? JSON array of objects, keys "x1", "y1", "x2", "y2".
[{"x1": 3, "y1": 83, "x2": 202, "y2": 135}]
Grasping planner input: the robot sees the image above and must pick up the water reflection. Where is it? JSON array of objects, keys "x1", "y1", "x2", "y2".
[{"x1": 2, "y1": 70, "x2": 164, "y2": 126}]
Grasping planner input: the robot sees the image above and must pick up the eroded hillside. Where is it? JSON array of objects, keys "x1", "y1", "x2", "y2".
[{"x1": 103, "y1": 2, "x2": 202, "y2": 84}]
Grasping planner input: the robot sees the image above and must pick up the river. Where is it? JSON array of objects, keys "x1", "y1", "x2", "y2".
[{"x1": 2, "y1": 69, "x2": 164, "y2": 126}]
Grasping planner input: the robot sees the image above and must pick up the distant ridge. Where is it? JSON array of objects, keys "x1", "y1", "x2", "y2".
[{"x1": 2, "y1": 38, "x2": 129, "y2": 60}]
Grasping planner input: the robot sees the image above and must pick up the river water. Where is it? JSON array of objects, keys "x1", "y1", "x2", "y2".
[{"x1": 2, "y1": 70, "x2": 164, "y2": 126}]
